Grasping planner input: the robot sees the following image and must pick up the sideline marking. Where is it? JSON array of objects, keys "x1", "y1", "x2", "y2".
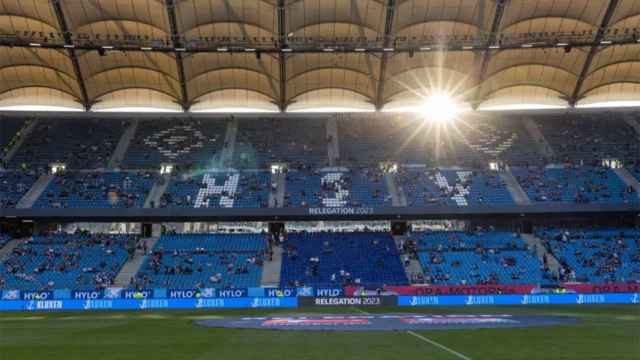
[
  {"x1": 351, "y1": 307, "x2": 369, "y2": 315},
  {"x1": 407, "y1": 330, "x2": 472, "y2": 360},
  {"x1": 351, "y1": 307, "x2": 472, "y2": 360}
]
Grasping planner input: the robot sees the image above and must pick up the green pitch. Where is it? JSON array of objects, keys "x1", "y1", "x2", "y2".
[{"x1": 1, "y1": 305, "x2": 638, "y2": 360}]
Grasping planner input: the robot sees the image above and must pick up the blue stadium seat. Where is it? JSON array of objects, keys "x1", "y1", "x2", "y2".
[
  {"x1": 33, "y1": 172, "x2": 155, "y2": 208},
  {"x1": 162, "y1": 171, "x2": 271, "y2": 208},
  {"x1": 122, "y1": 119, "x2": 227, "y2": 169},
  {"x1": 0, "y1": 233, "x2": 133, "y2": 290},
  {"x1": 284, "y1": 168, "x2": 391, "y2": 207},
  {"x1": 513, "y1": 166, "x2": 638, "y2": 204},
  {"x1": 131, "y1": 234, "x2": 268, "y2": 289},
  {"x1": 411, "y1": 231, "x2": 549, "y2": 285},
  {"x1": 396, "y1": 168, "x2": 514, "y2": 207},
  {"x1": 537, "y1": 228, "x2": 640, "y2": 283},
  {"x1": 0, "y1": 171, "x2": 38, "y2": 208},
  {"x1": 279, "y1": 232, "x2": 408, "y2": 287},
  {"x1": 234, "y1": 118, "x2": 328, "y2": 169},
  {"x1": 9, "y1": 119, "x2": 125, "y2": 170}
]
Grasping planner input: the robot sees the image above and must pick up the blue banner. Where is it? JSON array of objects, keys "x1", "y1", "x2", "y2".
[
  {"x1": 314, "y1": 288, "x2": 344, "y2": 297},
  {"x1": 122, "y1": 289, "x2": 154, "y2": 299},
  {"x1": 264, "y1": 288, "x2": 297, "y2": 297},
  {"x1": 21, "y1": 291, "x2": 54, "y2": 300},
  {"x1": 0, "y1": 297, "x2": 298, "y2": 312},
  {"x1": 398, "y1": 293, "x2": 640, "y2": 307},
  {"x1": 1, "y1": 289, "x2": 20, "y2": 300},
  {"x1": 215, "y1": 288, "x2": 248, "y2": 298},
  {"x1": 71, "y1": 290, "x2": 104, "y2": 300}
]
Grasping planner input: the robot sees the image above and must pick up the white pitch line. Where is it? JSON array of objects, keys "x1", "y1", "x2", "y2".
[
  {"x1": 351, "y1": 306, "x2": 369, "y2": 315},
  {"x1": 350, "y1": 307, "x2": 471, "y2": 360},
  {"x1": 407, "y1": 330, "x2": 473, "y2": 360}
]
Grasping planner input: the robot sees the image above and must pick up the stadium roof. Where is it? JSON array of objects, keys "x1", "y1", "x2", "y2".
[{"x1": 0, "y1": 0, "x2": 638, "y2": 112}]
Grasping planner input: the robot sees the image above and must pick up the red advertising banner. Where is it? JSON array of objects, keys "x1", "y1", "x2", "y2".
[
  {"x1": 345, "y1": 284, "x2": 538, "y2": 296},
  {"x1": 562, "y1": 283, "x2": 640, "y2": 294},
  {"x1": 345, "y1": 283, "x2": 640, "y2": 296}
]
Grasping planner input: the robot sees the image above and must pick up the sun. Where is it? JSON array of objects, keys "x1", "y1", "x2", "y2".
[{"x1": 420, "y1": 93, "x2": 463, "y2": 123}]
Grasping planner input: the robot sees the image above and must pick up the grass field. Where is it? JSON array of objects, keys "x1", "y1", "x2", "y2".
[{"x1": 1, "y1": 305, "x2": 639, "y2": 360}]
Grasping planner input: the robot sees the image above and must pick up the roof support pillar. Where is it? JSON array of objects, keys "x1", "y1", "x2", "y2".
[
  {"x1": 570, "y1": 0, "x2": 620, "y2": 106},
  {"x1": 473, "y1": 0, "x2": 507, "y2": 109},
  {"x1": 375, "y1": 0, "x2": 396, "y2": 111},
  {"x1": 277, "y1": 0, "x2": 287, "y2": 112},
  {"x1": 52, "y1": 0, "x2": 90, "y2": 111},
  {"x1": 165, "y1": 0, "x2": 190, "y2": 111}
]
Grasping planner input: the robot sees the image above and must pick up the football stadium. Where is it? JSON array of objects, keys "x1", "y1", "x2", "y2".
[{"x1": 0, "y1": 0, "x2": 639, "y2": 359}]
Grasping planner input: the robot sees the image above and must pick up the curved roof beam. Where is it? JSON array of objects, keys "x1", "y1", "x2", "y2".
[
  {"x1": 477, "y1": 84, "x2": 571, "y2": 104},
  {"x1": 0, "y1": 47, "x2": 74, "y2": 74},
  {"x1": 578, "y1": 81, "x2": 640, "y2": 99},
  {"x1": 287, "y1": 66, "x2": 374, "y2": 82},
  {"x1": 571, "y1": 0, "x2": 622, "y2": 105},
  {"x1": 0, "y1": 63, "x2": 75, "y2": 82},
  {"x1": 286, "y1": 67, "x2": 376, "y2": 95},
  {"x1": 85, "y1": 67, "x2": 180, "y2": 101},
  {"x1": 500, "y1": 16, "x2": 596, "y2": 34},
  {"x1": 0, "y1": 86, "x2": 82, "y2": 103},
  {"x1": 383, "y1": 66, "x2": 473, "y2": 100},
  {"x1": 385, "y1": 65, "x2": 469, "y2": 83},
  {"x1": 77, "y1": 51, "x2": 178, "y2": 78},
  {"x1": 187, "y1": 67, "x2": 274, "y2": 82},
  {"x1": 483, "y1": 63, "x2": 578, "y2": 81},
  {"x1": 587, "y1": 60, "x2": 640, "y2": 77},
  {"x1": 85, "y1": 65, "x2": 180, "y2": 83},
  {"x1": 394, "y1": 19, "x2": 481, "y2": 35},
  {"x1": 72, "y1": 19, "x2": 170, "y2": 37},
  {"x1": 189, "y1": 87, "x2": 278, "y2": 106},
  {"x1": 285, "y1": 86, "x2": 375, "y2": 106},
  {"x1": 385, "y1": 59, "x2": 475, "y2": 79},
  {"x1": 190, "y1": 88, "x2": 279, "y2": 106},
  {"x1": 0, "y1": 1, "x2": 60, "y2": 27},
  {"x1": 608, "y1": 13, "x2": 640, "y2": 28},
  {"x1": 289, "y1": 21, "x2": 380, "y2": 36},
  {"x1": 286, "y1": 0, "x2": 384, "y2": 6},
  {"x1": 60, "y1": 0, "x2": 168, "y2": 30},
  {"x1": 187, "y1": 69, "x2": 278, "y2": 101},
  {"x1": 182, "y1": 21, "x2": 276, "y2": 37},
  {"x1": 481, "y1": 83, "x2": 572, "y2": 102},
  {"x1": 188, "y1": 66, "x2": 278, "y2": 82},
  {"x1": 0, "y1": 14, "x2": 59, "y2": 32},
  {"x1": 485, "y1": 48, "x2": 587, "y2": 75},
  {"x1": 176, "y1": 0, "x2": 276, "y2": 33},
  {"x1": 486, "y1": 62, "x2": 582, "y2": 79},
  {"x1": 0, "y1": 64, "x2": 81, "y2": 97},
  {"x1": 90, "y1": 86, "x2": 181, "y2": 106}
]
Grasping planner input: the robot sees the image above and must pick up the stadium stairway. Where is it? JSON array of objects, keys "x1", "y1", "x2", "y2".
[
  {"x1": 393, "y1": 235, "x2": 425, "y2": 282},
  {"x1": 15, "y1": 174, "x2": 54, "y2": 209},
  {"x1": 385, "y1": 172, "x2": 406, "y2": 206},
  {"x1": 623, "y1": 116, "x2": 640, "y2": 140},
  {"x1": 327, "y1": 116, "x2": 340, "y2": 166},
  {"x1": 144, "y1": 174, "x2": 170, "y2": 208},
  {"x1": 523, "y1": 118, "x2": 554, "y2": 158},
  {"x1": 221, "y1": 118, "x2": 238, "y2": 166},
  {"x1": 260, "y1": 244, "x2": 283, "y2": 287},
  {"x1": 521, "y1": 233, "x2": 561, "y2": 275},
  {"x1": 2, "y1": 119, "x2": 38, "y2": 165},
  {"x1": 113, "y1": 236, "x2": 161, "y2": 287},
  {"x1": 269, "y1": 171, "x2": 285, "y2": 208},
  {"x1": 613, "y1": 168, "x2": 640, "y2": 200},
  {"x1": 499, "y1": 170, "x2": 532, "y2": 205},
  {"x1": 107, "y1": 120, "x2": 139, "y2": 170},
  {"x1": 0, "y1": 238, "x2": 25, "y2": 261}
]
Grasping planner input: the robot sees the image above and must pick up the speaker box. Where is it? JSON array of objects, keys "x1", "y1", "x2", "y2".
[
  {"x1": 391, "y1": 221, "x2": 407, "y2": 236},
  {"x1": 142, "y1": 223, "x2": 152, "y2": 238}
]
